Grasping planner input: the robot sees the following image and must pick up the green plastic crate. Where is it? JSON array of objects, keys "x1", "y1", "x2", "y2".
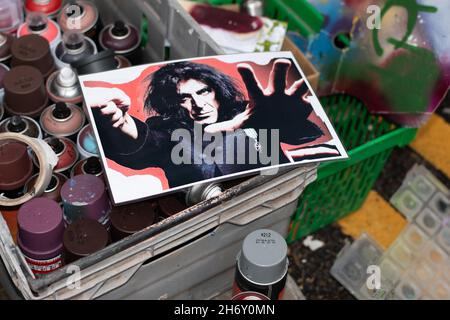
[
  {"x1": 287, "y1": 94, "x2": 417, "y2": 243},
  {"x1": 191, "y1": 0, "x2": 324, "y2": 37}
]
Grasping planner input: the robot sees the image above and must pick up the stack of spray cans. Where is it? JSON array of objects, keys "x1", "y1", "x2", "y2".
[{"x1": 0, "y1": 0, "x2": 179, "y2": 276}]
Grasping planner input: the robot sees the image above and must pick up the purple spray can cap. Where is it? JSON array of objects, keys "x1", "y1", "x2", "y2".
[
  {"x1": 61, "y1": 174, "x2": 111, "y2": 226},
  {"x1": 17, "y1": 197, "x2": 64, "y2": 261}
]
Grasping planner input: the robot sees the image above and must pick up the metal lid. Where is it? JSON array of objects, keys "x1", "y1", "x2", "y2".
[{"x1": 237, "y1": 229, "x2": 288, "y2": 285}]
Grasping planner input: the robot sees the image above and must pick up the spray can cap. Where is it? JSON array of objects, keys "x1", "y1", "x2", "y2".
[
  {"x1": 237, "y1": 229, "x2": 288, "y2": 285},
  {"x1": 26, "y1": 12, "x2": 48, "y2": 32},
  {"x1": 57, "y1": 67, "x2": 77, "y2": 87},
  {"x1": 7, "y1": 116, "x2": 26, "y2": 132}
]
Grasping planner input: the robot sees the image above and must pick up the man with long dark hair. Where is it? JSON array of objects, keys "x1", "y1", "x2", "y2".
[{"x1": 88, "y1": 58, "x2": 323, "y2": 188}]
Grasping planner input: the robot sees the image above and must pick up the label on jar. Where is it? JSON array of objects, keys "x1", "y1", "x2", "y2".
[{"x1": 23, "y1": 253, "x2": 63, "y2": 275}]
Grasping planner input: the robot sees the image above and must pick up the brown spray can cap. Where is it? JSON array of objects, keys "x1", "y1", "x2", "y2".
[
  {"x1": 3, "y1": 65, "x2": 48, "y2": 118},
  {"x1": 11, "y1": 34, "x2": 55, "y2": 78},
  {"x1": 63, "y1": 218, "x2": 109, "y2": 264},
  {"x1": 110, "y1": 200, "x2": 156, "y2": 241},
  {"x1": 0, "y1": 140, "x2": 33, "y2": 191}
]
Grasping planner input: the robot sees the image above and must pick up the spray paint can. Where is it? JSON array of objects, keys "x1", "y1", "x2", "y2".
[
  {"x1": 110, "y1": 200, "x2": 157, "y2": 242},
  {"x1": 61, "y1": 174, "x2": 111, "y2": 227},
  {"x1": 58, "y1": 0, "x2": 101, "y2": 43},
  {"x1": 63, "y1": 218, "x2": 108, "y2": 264},
  {"x1": 185, "y1": 182, "x2": 223, "y2": 206},
  {"x1": 40, "y1": 102, "x2": 85, "y2": 139},
  {"x1": 1, "y1": 205, "x2": 20, "y2": 243},
  {"x1": 25, "y1": 0, "x2": 63, "y2": 19},
  {"x1": 240, "y1": 0, "x2": 265, "y2": 17},
  {"x1": 53, "y1": 31, "x2": 97, "y2": 69},
  {"x1": 76, "y1": 124, "x2": 99, "y2": 159},
  {"x1": 46, "y1": 67, "x2": 83, "y2": 104},
  {"x1": 231, "y1": 291, "x2": 270, "y2": 300},
  {"x1": 11, "y1": 34, "x2": 56, "y2": 79},
  {"x1": 3, "y1": 65, "x2": 49, "y2": 117},
  {"x1": 155, "y1": 194, "x2": 188, "y2": 220},
  {"x1": 17, "y1": 198, "x2": 64, "y2": 274},
  {"x1": 233, "y1": 229, "x2": 289, "y2": 300},
  {"x1": 24, "y1": 172, "x2": 67, "y2": 204},
  {"x1": 17, "y1": 13, "x2": 62, "y2": 51},
  {"x1": 33, "y1": 137, "x2": 78, "y2": 174},
  {"x1": 0, "y1": 33, "x2": 13, "y2": 65},
  {"x1": 0, "y1": 115, "x2": 43, "y2": 139},
  {"x1": 0, "y1": 0, "x2": 24, "y2": 35},
  {"x1": 70, "y1": 156, "x2": 103, "y2": 179},
  {"x1": 99, "y1": 21, "x2": 141, "y2": 65},
  {"x1": 0, "y1": 62, "x2": 9, "y2": 104}
]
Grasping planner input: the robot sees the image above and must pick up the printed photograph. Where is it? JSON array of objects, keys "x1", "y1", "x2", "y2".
[{"x1": 79, "y1": 52, "x2": 347, "y2": 204}]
